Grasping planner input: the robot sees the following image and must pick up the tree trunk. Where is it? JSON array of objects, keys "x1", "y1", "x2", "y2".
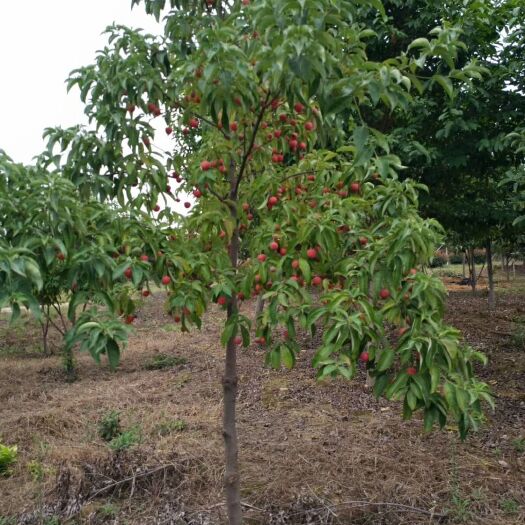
[
  {"x1": 462, "y1": 251, "x2": 466, "y2": 278},
  {"x1": 255, "y1": 296, "x2": 265, "y2": 318},
  {"x1": 505, "y1": 256, "x2": 510, "y2": 282},
  {"x1": 223, "y1": 162, "x2": 242, "y2": 525},
  {"x1": 486, "y1": 238, "x2": 495, "y2": 309},
  {"x1": 468, "y1": 247, "x2": 477, "y2": 294}
]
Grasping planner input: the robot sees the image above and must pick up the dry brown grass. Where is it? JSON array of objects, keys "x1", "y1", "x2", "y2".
[{"x1": 1, "y1": 275, "x2": 524, "y2": 524}]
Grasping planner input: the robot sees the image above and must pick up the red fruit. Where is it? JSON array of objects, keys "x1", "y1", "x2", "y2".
[
  {"x1": 147, "y1": 102, "x2": 157, "y2": 113},
  {"x1": 200, "y1": 160, "x2": 211, "y2": 171},
  {"x1": 268, "y1": 195, "x2": 278, "y2": 206},
  {"x1": 306, "y1": 248, "x2": 317, "y2": 259},
  {"x1": 247, "y1": 213, "x2": 254, "y2": 220},
  {"x1": 407, "y1": 367, "x2": 417, "y2": 376},
  {"x1": 162, "y1": 275, "x2": 171, "y2": 285},
  {"x1": 379, "y1": 288, "x2": 391, "y2": 300},
  {"x1": 242, "y1": 202, "x2": 250, "y2": 212},
  {"x1": 312, "y1": 275, "x2": 322, "y2": 286},
  {"x1": 279, "y1": 113, "x2": 287, "y2": 123},
  {"x1": 142, "y1": 290, "x2": 150, "y2": 297},
  {"x1": 274, "y1": 130, "x2": 282, "y2": 139},
  {"x1": 153, "y1": 204, "x2": 161, "y2": 212},
  {"x1": 269, "y1": 241, "x2": 279, "y2": 251},
  {"x1": 299, "y1": 141, "x2": 307, "y2": 151},
  {"x1": 219, "y1": 230, "x2": 226, "y2": 239},
  {"x1": 142, "y1": 136, "x2": 151, "y2": 146},
  {"x1": 358, "y1": 237, "x2": 368, "y2": 246},
  {"x1": 257, "y1": 336, "x2": 266, "y2": 345},
  {"x1": 304, "y1": 121, "x2": 315, "y2": 131},
  {"x1": 174, "y1": 315, "x2": 181, "y2": 323},
  {"x1": 230, "y1": 121, "x2": 238, "y2": 132},
  {"x1": 219, "y1": 165, "x2": 227, "y2": 173},
  {"x1": 350, "y1": 182, "x2": 360, "y2": 193},
  {"x1": 189, "y1": 118, "x2": 199, "y2": 128},
  {"x1": 127, "y1": 104, "x2": 136, "y2": 114},
  {"x1": 289, "y1": 139, "x2": 298, "y2": 150},
  {"x1": 165, "y1": 126, "x2": 173, "y2": 135},
  {"x1": 408, "y1": 268, "x2": 417, "y2": 276},
  {"x1": 184, "y1": 202, "x2": 191, "y2": 209},
  {"x1": 125, "y1": 314, "x2": 135, "y2": 324},
  {"x1": 217, "y1": 296, "x2": 227, "y2": 306},
  {"x1": 234, "y1": 336, "x2": 242, "y2": 345},
  {"x1": 398, "y1": 327, "x2": 408, "y2": 337},
  {"x1": 124, "y1": 267, "x2": 133, "y2": 279},
  {"x1": 182, "y1": 127, "x2": 190, "y2": 135},
  {"x1": 294, "y1": 102, "x2": 305, "y2": 113},
  {"x1": 279, "y1": 247, "x2": 287, "y2": 256},
  {"x1": 291, "y1": 259, "x2": 300, "y2": 269},
  {"x1": 359, "y1": 351, "x2": 370, "y2": 362},
  {"x1": 140, "y1": 254, "x2": 149, "y2": 262},
  {"x1": 192, "y1": 188, "x2": 202, "y2": 199},
  {"x1": 255, "y1": 283, "x2": 263, "y2": 293},
  {"x1": 257, "y1": 253, "x2": 267, "y2": 262},
  {"x1": 56, "y1": 252, "x2": 65, "y2": 261}
]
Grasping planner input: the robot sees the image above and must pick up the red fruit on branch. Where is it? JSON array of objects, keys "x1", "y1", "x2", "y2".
[
  {"x1": 234, "y1": 336, "x2": 242, "y2": 345},
  {"x1": 304, "y1": 121, "x2": 315, "y2": 131},
  {"x1": 219, "y1": 230, "x2": 226, "y2": 239},
  {"x1": 200, "y1": 160, "x2": 211, "y2": 171},
  {"x1": 257, "y1": 253, "x2": 267, "y2": 262},
  {"x1": 279, "y1": 247, "x2": 287, "y2": 256},
  {"x1": 269, "y1": 241, "x2": 279, "y2": 251},
  {"x1": 358, "y1": 237, "x2": 368, "y2": 246},
  {"x1": 312, "y1": 275, "x2": 322, "y2": 286},
  {"x1": 294, "y1": 102, "x2": 305, "y2": 113},
  {"x1": 291, "y1": 259, "x2": 300, "y2": 269},
  {"x1": 407, "y1": 367, "x2": 417, "y2": 376},
  {"x1": 140, "y1": 255, "x2": 149, "y2": 262},
  {"x1": 124, "y1": 267, "x2": 133, "y2": 279},
  {"x1": 379, "y1": 288, "x2": 391, "y2": 300},
  {"x1": 142, "y1": 290, "x2": 150, "y2": 297},
  {"x1": 125, "y1": 314, "x2": 135, "y2": 324},
  {"x1": 217, "y1": 296, "x2": 227, "y2": 306},
  {"x1": 350, "y1": 182, "x2": 360, "y2": 193},
  {"x1": 189, "y1": 117, "x2": 199, "y2": 128},
  {"x1": 359, "y1": 351, "x2": 370, "y2": 362},
  {"x1": 230, "y1": 121, "x2": 238, "y2": 132},
  {"x1": 268, "y1": 196, "x2": 278, "y2": 206},
  {"x1": 242, "y1": 202, "x2": 250, "y2": 212},
  {"x1": 56, "y1": 252, "x2": 65, "y2": 261},
  {"x1": 306, "y1": 248, "x2": 317, "y2": 259},
  {"x1": 161, "y1": 275, "x2": 171, "y2": 285},
  {"x1": 153, "y1": 204, "x2": 161, "y2": 212},
  {"x1": 165, "y1": 126, "x2": 173, "y2": 135},
  {"x1": 184, "y1": 202, "x2": 191, "y2": 209}
]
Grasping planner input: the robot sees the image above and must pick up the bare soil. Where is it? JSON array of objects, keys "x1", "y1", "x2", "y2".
[{"x1": 1, "y1": 273, "x2": 524, "y2": 525}]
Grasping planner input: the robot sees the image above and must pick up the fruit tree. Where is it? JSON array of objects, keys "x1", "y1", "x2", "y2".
[{"x1": 1, "y1": 1, "x2": 493, "y2": 524}]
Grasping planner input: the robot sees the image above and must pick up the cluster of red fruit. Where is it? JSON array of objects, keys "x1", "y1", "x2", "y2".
[{"x1": 200, "y1": 158, "x2": 227, "y2": 174}]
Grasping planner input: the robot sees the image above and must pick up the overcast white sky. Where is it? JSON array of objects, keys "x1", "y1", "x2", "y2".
[{"x1": 0, "y1": 1, "x2": 163, "y2": 164}]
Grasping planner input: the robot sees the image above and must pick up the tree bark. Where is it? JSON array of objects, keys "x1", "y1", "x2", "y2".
[
  {"x1": 486, "y1": 238, "x2": 495, "y2": 309},
  {"x1": 255, "y1": 296, "x2": 265, "y2": 318},
  {"x1": 468, "y1": 247, "x2": 477, "y2": 294},
  {"x1": 223, "y1": 162, "x2": 242, "y2": 525},
  {"x1": 462, "y1": 251, "x2": 466, "y2": 278}
]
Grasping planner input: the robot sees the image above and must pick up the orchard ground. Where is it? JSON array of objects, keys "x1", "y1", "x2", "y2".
[{"x1": 1, "y1": 267, "x2": 524, "y2": 525}]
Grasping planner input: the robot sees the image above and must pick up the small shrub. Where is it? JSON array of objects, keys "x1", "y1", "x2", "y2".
[
  {"x1": 449, "y1": 254, "x2": 464, "y2": 264},
  {"x1": 97, "y1": 503, "x2": 118, "y2": 518},
  {"x1": 156, "y1": 419, "x2": 187, "y2": 436},
  {"x1": 429, "y1": 255, "x2": 446, "y2": 268},
  {"x1": 512, "y1": 437, "x2": 525, "y2": 453},
  {"x1": 98, "y1": 411, "x2": 121, "y2": 442},
  {"x1": 0, "y1": 443, "x2": 17, "y2": 476},
  {"x1": 108, "y1": 427, "x2": 141, "y2": 451},
  {"x1": 27, "y1": 460, "x2": 47, "y2": 482},
  {"x1": 500, "y1": 498, "x2": 519, "y2": 515},
  {"x1": 144, "y1": 353, "x2": 186, "y2": 370},
  {"x1": 0, "y1": 517, "x2": 17, "y2": 525},
  {"x1": 510, "y1": 325, "x2": 525, "y2": 351}
]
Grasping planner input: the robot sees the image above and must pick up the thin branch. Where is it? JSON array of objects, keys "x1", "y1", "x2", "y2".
[
  {"x1": 234, "y1": 90, "x2": 272, "y2": 197},
  {"x1": 279, "y1": 169, "x2": 321, "y2": 184}
]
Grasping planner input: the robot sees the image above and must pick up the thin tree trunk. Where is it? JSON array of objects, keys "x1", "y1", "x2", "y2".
[
  {"x1": 505, "y1": 256, "x2": 510, "y2": 282},
  {"x1": 468, "y1": 247, "x2": 477, "y2": 294},
  {"x1": 41, "y1": 312, "x2": 50, "y2": 356},
  {"x1": 486, "y1": 238, "x2": 495, "y2": 309},
  {"x1": 462, "y1": 251, "x2": 466, "y2": 278},
  {"x1": 223, "y1": 164, "x2": 241, "y2": 525},
  {"x1": 255, "y1": 296, "x2": 265, "y2": 318}
]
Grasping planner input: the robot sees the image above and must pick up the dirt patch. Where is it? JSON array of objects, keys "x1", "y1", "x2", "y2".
[{"x1": 1, "y1": 274, "x2": 524, "y2": 524}]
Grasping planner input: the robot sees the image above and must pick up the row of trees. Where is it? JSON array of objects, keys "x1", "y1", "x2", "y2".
[{"x1": 2, "y1": 1, "x2": 523, "y2": 523}]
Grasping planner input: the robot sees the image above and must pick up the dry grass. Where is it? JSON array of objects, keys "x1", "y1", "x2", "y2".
[{"x1": 0, "y1": 271, "x2": 524, "y2": 524}]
